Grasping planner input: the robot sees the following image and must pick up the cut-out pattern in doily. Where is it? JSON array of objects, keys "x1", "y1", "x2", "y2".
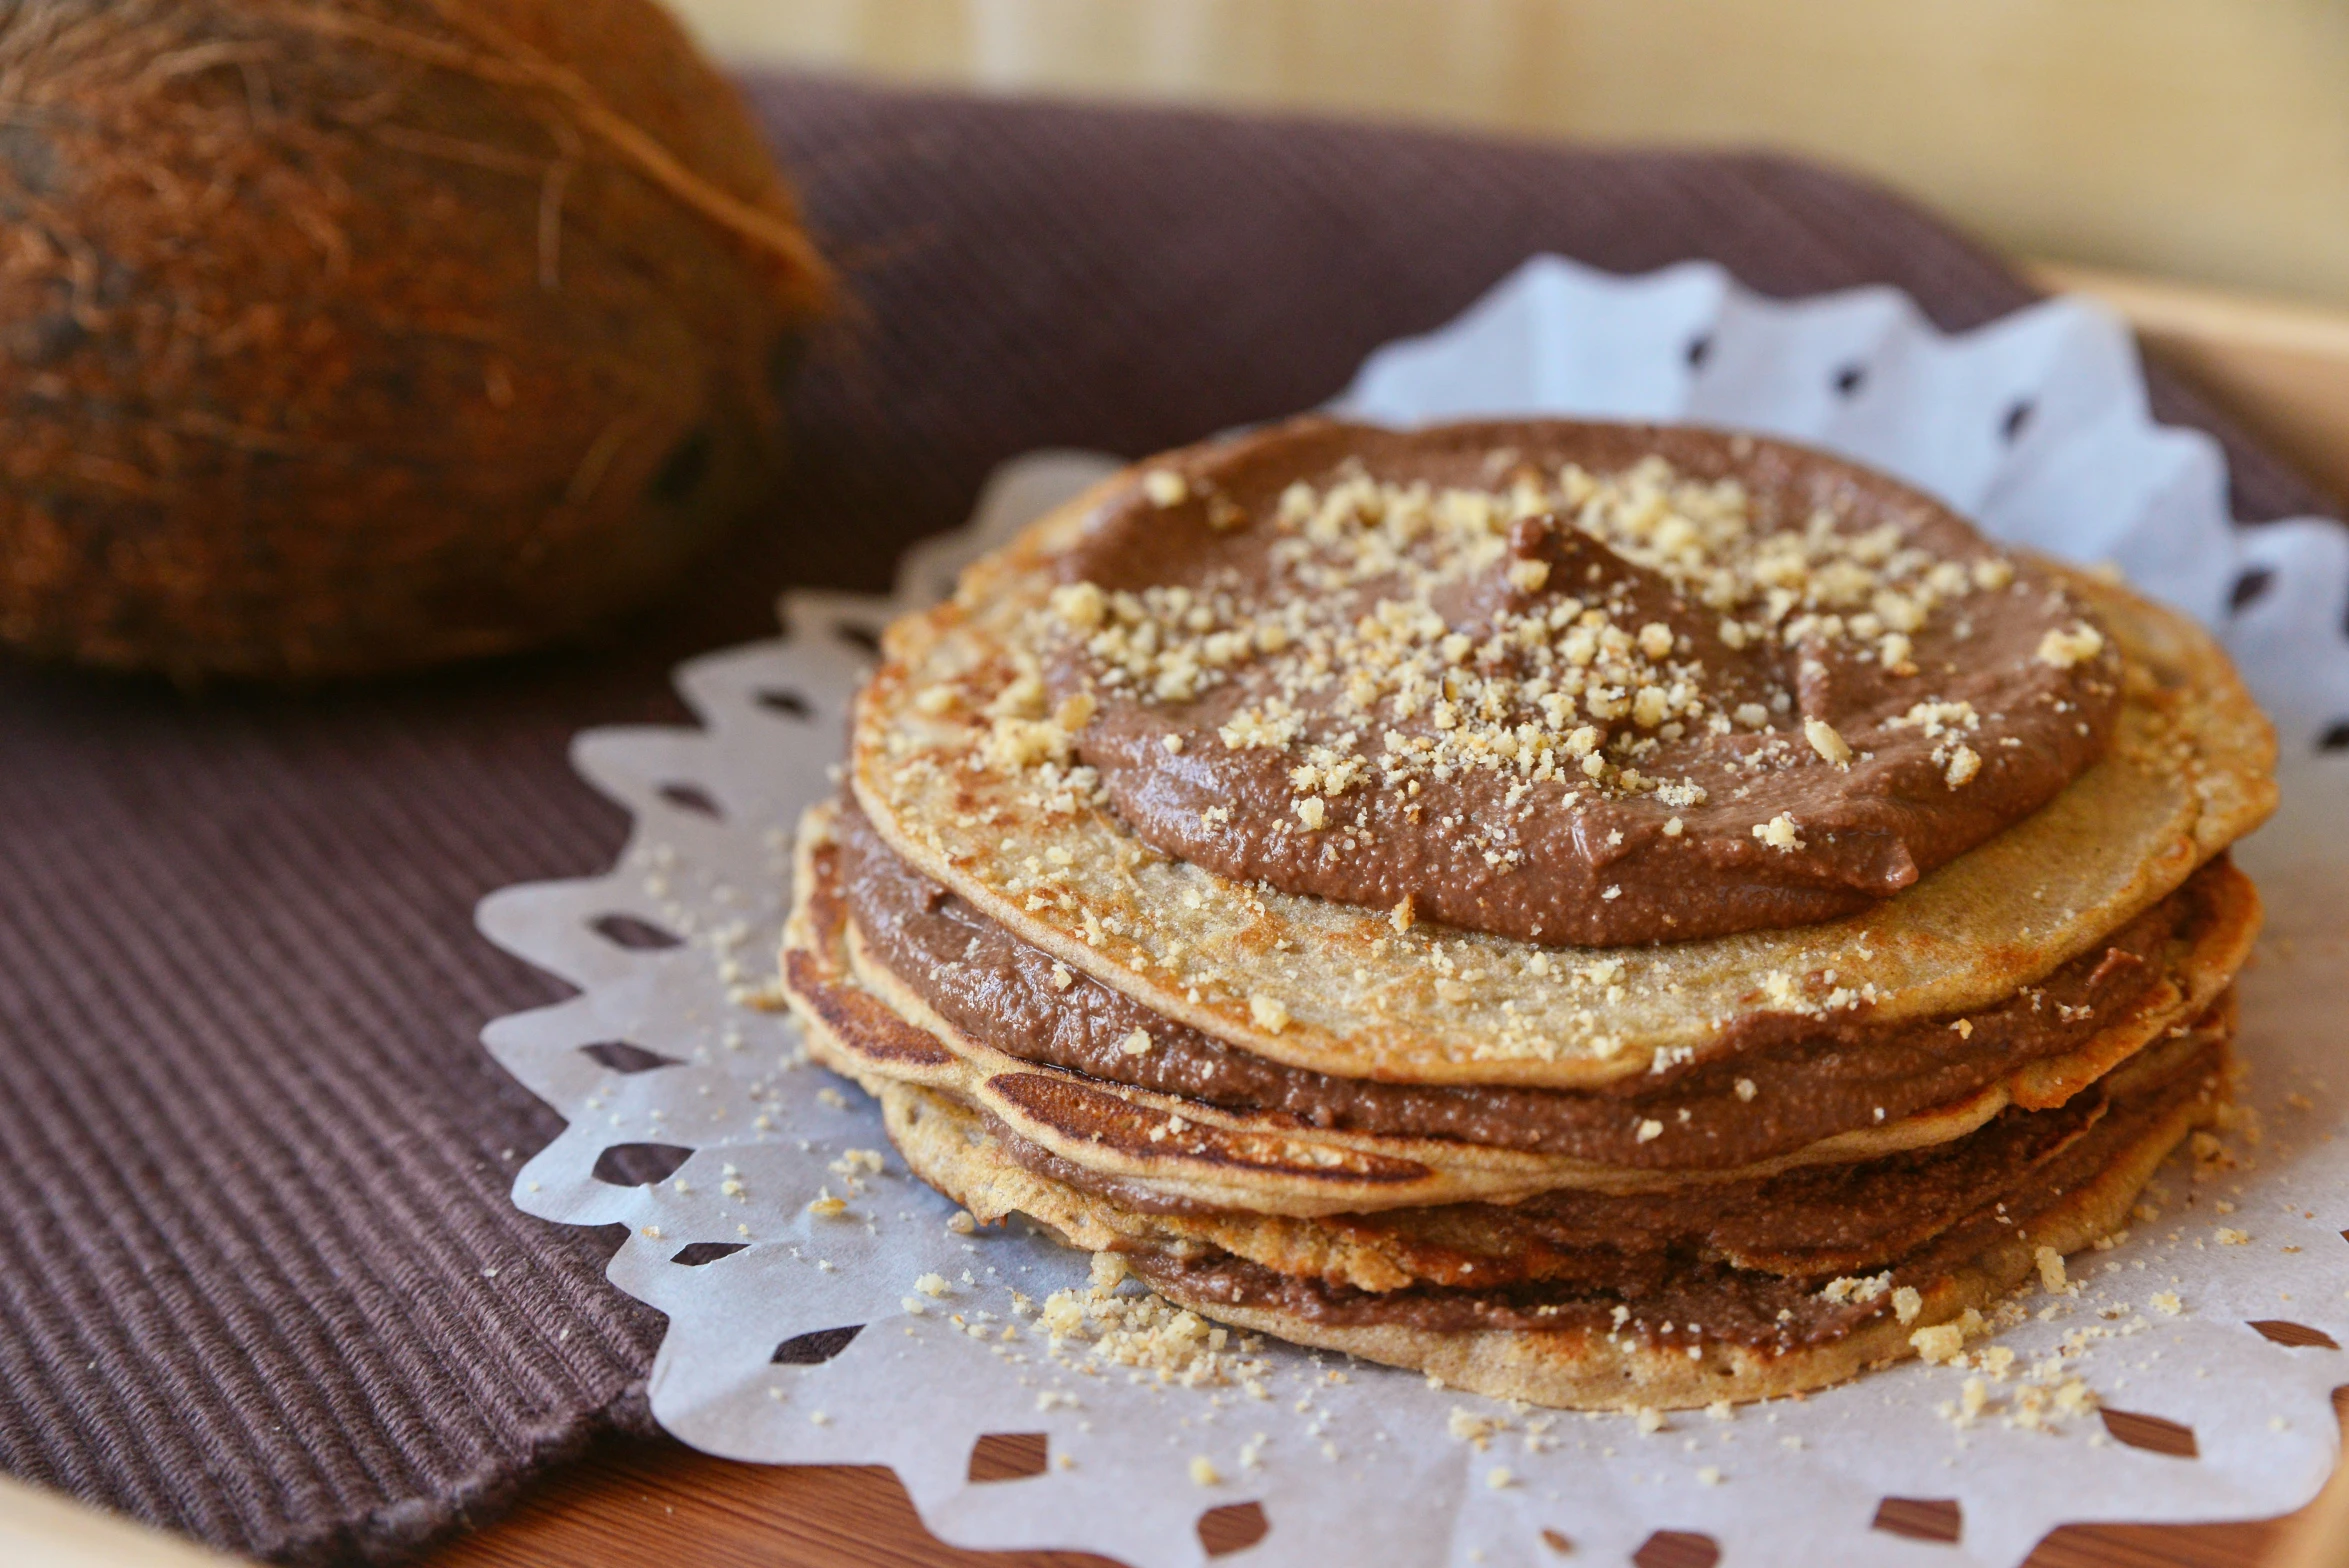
[{"x1": 482, "y1": 258, "x2": 2349, "y2": 1568}]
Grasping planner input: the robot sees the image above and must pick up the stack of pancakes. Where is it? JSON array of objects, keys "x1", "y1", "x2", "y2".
[{"x1": 783, "y1": 418, "x2": 2274, "y2": 1409}]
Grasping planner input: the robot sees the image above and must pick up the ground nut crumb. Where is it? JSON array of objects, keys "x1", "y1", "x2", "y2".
[
  {"x1": 1820, "y1": 1273, "x2": 1890, "y2": 1305},
  {"x1": 1911, "y1": 1323, "x2": 1965, "y2": 1364},
  {"x1": 1143, "y1": 470, "x2": 1189, "y2": 507},
  {"x1": 1249, "y1": 994, "x2": 1290, "y2": 1033},
  {"x1": 2052, "y1": 1380, "x2": 2097, "y2": 1417},
  {"x1": 1803, "y1": 716, "x2": 1853, "y2": 766},
  {"x1": 1048, "y1": 581, "x2": 1106, "y2": 630},
  {"x1": 2036, "y1": 622, "x2": 2105, "y2": 668},
  {"x1": 2034, "y1": 1246, "x2": 2067, "y2": 1291},
  {"x1": 1039, "y1": 1291, "x2": 1087, "y2": 1338},
  {"x1": 1448, "y1": 1409, "x2": 1497, "y2": 1448}
]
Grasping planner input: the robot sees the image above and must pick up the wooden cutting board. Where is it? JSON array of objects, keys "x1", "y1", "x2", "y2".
[{"x1": 426, "y1": 1421, "x2": 2343, "y2": 1568}]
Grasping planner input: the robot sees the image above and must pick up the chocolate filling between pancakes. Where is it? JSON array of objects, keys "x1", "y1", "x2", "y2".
[
  {"x1": 1129, "y1": 1030, "x2": 2220, "y2": 1352},
  {"x1": 833, "y1": 798, "x2": 2223, "y2": 1171},
  {"x1": 788, "y1": 825, "x2": 2227, "y2": 1350}
]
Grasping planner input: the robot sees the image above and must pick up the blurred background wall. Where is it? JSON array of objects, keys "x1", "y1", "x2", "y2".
[{"x1": 666, "y1": 0, "x2": 2349, "y2": 309}]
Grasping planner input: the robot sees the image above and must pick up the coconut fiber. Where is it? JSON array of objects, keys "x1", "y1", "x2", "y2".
[{"x1": 0, "y1": 71, "x2": 2331, "y2": 1564}]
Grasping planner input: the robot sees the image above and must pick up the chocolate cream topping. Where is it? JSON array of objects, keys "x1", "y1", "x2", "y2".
[
  {"x1": 1125, "y1": 1036, "x2": 2220, "y2": 1353},
  {"x1": 836, "y1": 802, "x2": 2208, "y2": 1168},
  {"x1": 1040, "y1": 419, "x2": 2124, "y2": 946},
  {"x1": 833, "y1": 800, "x2": 2221, "y2": 1171}
]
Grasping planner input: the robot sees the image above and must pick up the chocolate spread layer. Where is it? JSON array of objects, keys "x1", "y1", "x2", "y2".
[
  {"x1": 835, "y1": 799, "x2": 2219, "y2": 1170},
  {"x1": 1003, "y1": 1083, "x2": 2104, "y2": 1285},
  {"x1": 1042, "y1": 419, "x2": 2124, "y2": 945},
  {"x1": 1127, "y1": 1038, "x2": 2219, "y2": 1354}
]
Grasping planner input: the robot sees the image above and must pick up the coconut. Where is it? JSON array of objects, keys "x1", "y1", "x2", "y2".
[{"x1": 0, "y1": 0, "x2": 831, "y2": 679}]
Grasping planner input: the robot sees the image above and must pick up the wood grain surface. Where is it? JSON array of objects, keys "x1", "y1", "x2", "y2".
[
  {"x1": 670, "y1": 0, "x2": 2349, "y2": 314},
  {"x1": 0, "y1": 1475, "x2": 245, "y2": 1568},
  {"x1": 427, "y1": 1408, "x2": 2343, "y2": 1568}
]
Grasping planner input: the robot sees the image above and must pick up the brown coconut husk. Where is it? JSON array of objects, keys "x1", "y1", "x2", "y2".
[{"x1": 0, "y1": 0, "x2": 832, "y2": 680}]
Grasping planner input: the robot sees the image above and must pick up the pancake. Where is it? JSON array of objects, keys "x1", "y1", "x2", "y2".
[
  {"x1": 847, "y1": 424, "x2": 2274, "y2": 1091},
  {"x1": 786, "y1": 798, "x2": 2254, "y2": 1214},
  {"x1": 829, "y1": 794, "x2": 2254, "y2": 1169},
  {"x1": 971, "y1": 1012, "x2": 2227, "y2": 1291},
  {"x1": 872, "y1": 1028, "x2": 2225, "y2": 1410}
]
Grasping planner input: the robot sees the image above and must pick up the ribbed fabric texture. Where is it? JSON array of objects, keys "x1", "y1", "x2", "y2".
[{"x1": 0, "y1": 73, "x2": 2326, "y2": 1566}]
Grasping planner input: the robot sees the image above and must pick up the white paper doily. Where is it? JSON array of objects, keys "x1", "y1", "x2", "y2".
[{"x1": 480, "y1": 257, "x2": 2349, "y2": 1568}]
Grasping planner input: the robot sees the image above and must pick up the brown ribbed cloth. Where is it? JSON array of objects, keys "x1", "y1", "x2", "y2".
[{"x1": 0, "y1": 72, "x2": 2328, "y2": 1566}]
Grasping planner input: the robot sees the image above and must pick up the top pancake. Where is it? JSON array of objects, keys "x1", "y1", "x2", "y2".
[{"x1": 851, "y1": 423, "x2": 2275, "y2": 1090}]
